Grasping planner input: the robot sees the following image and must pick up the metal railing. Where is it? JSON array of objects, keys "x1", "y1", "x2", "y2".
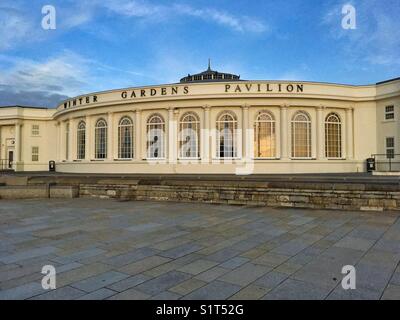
[
  {"x1": 371, "y1": 154, "x2": 400, "y2": 172},
  {"x1": 0, "y1": 159, "x2": 13, "y2": 171}
]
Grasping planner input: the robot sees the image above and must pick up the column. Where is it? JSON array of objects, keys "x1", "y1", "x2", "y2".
[
  {"x1": 107, "y1": 112, "x2": 114, "y2": 160},
  {"x1": 317, "y1": 106, "x2": 325, "y2": 159},
  {"x1": 86, "y1": 116, "x2": 92, "y2": 160},
  {"x1": 168, "y1": 107, "x2": 177, "y2": 163},
  {"x1": 0, "y1": 125, "x2": 2, "y2": 160},
  {"x1": 59, "y1": 121, "x2": 65, "y2": 160},
  {"x1": 55, "y1": 122, "x2": 60, "y2": 161},
  {"x1": 346, "y1": 108, "x2": 354, "y2": 159},
  {"x1": 242, "y1": 104, "x2": 250, "y2": 161},
  {"x1": 68, "y1": 119, "x2": 75, "y2": 161},
  {"x1": 135, "y1": 110, "x2": 142, "y2": 160},
  {"x1": 14, "y1": 123, "x2": 21, "y2": 164},
  {"x1": 201, "y1": 106, "x2": 210, "y2": 163},
  {"x1": 280, "y1": 105, "x2": 289, "y2": 159}
]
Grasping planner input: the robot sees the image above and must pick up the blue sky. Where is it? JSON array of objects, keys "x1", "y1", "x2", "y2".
[{"x1": 0, "y1": 0, "x2": 399, "y2": 107}]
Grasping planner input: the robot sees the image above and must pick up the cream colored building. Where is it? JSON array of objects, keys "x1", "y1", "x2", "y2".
[{"x1": 1, "y1": 68, "x2": 399, "y2": 174}]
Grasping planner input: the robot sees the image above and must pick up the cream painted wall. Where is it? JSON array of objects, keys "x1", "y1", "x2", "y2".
[{"x1": 1, "y1": 78, "x2": 399, "y2": 173}]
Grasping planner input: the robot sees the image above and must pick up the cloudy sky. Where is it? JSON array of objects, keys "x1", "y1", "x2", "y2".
[{"x1": 0, "y1": 0, "x2": 399, "y2": 108}]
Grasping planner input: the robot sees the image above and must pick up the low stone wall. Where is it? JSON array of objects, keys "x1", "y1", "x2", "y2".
[
  {"x1": 0, "y1": 186, "x2": 48, "y2": 199},
  {"x1": 49, "y1": 185, "x2": 79, "y2": 199},
  {"x1": 77, "y1": 179, "x2": 400, "y2": 212},
  {"x1": 131, "y1": 181, "x2": 399, "y2": 212},
  {"x1": 1, "y1": 175, "x2": 400, "y2": 211},
  {"x1": 0, "y1": 185, "x2": 79, "y2": 199}
]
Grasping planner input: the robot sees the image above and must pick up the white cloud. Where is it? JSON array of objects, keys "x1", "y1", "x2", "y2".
[
  {"x1": 0, "y1": 49, "x2": 166, "y2": 107},
  {"x1": 68, "y1": 0, "x2": 268, "y2": 33},
  {"x1": 0, "y1": 51, "x2": 90, "y2": 96},
  {"x1": 173, "y1": 4, "x2": 268, "y2": 33},
  {"x1": 0, "y1": 0, "x2": 268, "y2": 52}
]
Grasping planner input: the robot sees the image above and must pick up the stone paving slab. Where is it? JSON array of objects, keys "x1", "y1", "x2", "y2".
[
  {"x1": 0, "y1": 198, "x2": 399, "y2": 300},
  {"x1": 30, "y1": 286, "x2": 86, "y2": 300},
  {"x1": 135, "y1": 271, "x2": 192, "y2": 296},
  {"x1": 71, "y1": 271, "x2": 129, "y2": 293},
  {"x1": 182, "y1": 280, "x2": 241, "y2": 300}
]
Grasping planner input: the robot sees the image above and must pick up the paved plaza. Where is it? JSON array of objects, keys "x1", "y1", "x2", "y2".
[{"x1": 0, "y1": 199, "x2": 400, "y2": 300}]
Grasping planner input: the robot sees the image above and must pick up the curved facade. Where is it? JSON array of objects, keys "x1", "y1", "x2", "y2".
[{"x1": 1, "y1": 72, "x2": 400, "y2": 174}]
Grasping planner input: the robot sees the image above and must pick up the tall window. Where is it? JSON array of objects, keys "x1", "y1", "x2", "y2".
[
  {"x1": 118, "y1": 117, "x2": 134, "y2": 159},
  {"x1": 147, "y1": 114, "x2": 165, "y2": 159},
  {"x1": 254, "y1": 112, "x2": 276, "y2": 158},
  {"x1": 291, "y1": 111, "x2": 312, "y2": 158},
  {"x1": 95, "y1": 119, "x2": 107, "y2": 159},
  {"x1": 77, "y1": 121, "x2": 86, "y2": 160},
  {"x1": 65, "y1": 122, "x2": 69, "y2": 160},
  {"x1": 179, "y1": 113, "x2": 200, "y2": 159},
  {"x1": 217, "y1": 112, "x2": 237, "y2": 158},
  {"x1": 325, "y1": 113, "x2": 342, "y2": 158},
  {"x1": 31, "y1": 147, "x2": 39, "y2": 162},
  {"x1": 386, "y1": 137, "x2": 395, "y2": 159}
]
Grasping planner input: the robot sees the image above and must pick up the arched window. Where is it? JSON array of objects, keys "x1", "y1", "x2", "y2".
[
  {"x1": 118, "y1": 117, "x2": 134, "y2": 159},
  {"x1": 179, "y1": 113, "x2": 200, "y2": 159},
  {"x1": 325, "y1": 113, "x2": 342, "y2": 158},
  {"x1": 291, "y1": 112, "x2": 311, "y2": 158},
  {"x1": 95, "y1": 119, "x2": 107, "y2": 159},
  {"x1": 217, "y1": 112, "x2": 238, "y2": 158},
  {"x1": 77, "y1": 121, "x2": 86, "y2": 160},
  {"x1": 147, "y1": 114, "x2": 165, "y2": 159},
  {"x1": 254, "y1": 112, "x2": 276, "y2": 158}
]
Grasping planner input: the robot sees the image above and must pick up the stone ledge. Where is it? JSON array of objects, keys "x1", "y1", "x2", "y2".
[
  {"x1": 49, "y1": 185, "x2": 79, "y2": 198},
  {"x1": 0, "y1": 186, "x2": 48, "y2": 199}
]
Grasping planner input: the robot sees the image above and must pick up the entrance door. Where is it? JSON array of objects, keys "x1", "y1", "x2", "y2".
[{"x1": 8, "y1": 150, "x2": 14, "y2": 169}]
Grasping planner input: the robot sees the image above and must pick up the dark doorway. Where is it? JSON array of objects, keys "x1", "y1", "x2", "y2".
[{"x1": 8, "y1": 150, "x2": 14, "y2": 169}]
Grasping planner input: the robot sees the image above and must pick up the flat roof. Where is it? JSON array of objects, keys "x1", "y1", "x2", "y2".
[
  {"x1": 0, "y1": 105, "x2": 48, "y2": 110},
  {"x1": 376, "y1": 77, "x2": 400, "y2": 85}
]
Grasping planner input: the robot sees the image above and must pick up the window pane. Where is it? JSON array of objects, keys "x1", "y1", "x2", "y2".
[
  {"x1": 325, "y1": 114, "x2": 342, "y2": 158},
  {"x1": 77, "y1": 122, "x2": 86, "y2": 160},
  {"x1": 179, "y1": 114, "x2": 200, "y2": 159},
  {"x1": 254, "y1": 113, "x2": 276, "y2": 158},
  {"x1": 118, "y1": 117, "x2": 134, "y2": 159},
  {"x1": 147, "y1": 115, "x2": 165, "y2": 159},
  {"x1": 291, "y1": 113, "x2": 311, "y2": 158},
  {"x1": 217, "y1": 113, "x2": 237, "y2": 158},
  {"x1": 95, "y1": 120, "x2": 107, "y2": 159}
]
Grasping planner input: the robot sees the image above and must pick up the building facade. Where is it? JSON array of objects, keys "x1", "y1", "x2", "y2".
[{"x1": 1, "y1": 68, "x2": 399, "y2": 174}]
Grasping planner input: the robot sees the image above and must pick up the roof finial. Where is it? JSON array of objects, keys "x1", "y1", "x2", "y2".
[{"x1": 208, "y1": 58, "x2": 211, "y2": 71}]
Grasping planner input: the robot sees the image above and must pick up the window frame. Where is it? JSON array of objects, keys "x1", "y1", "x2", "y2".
[
  {"x1": 31, "y1": 146, "x2": 39, "y2": 162},
  {"x1": 76, "y1": 120, "x2": 86, "y2": 160},
  {"x1": 291, "y1": 111, "x2": 312, "y2": 159},
  {"x1": 386, "y1": 136, "x2": 395, "y2": 159},
  {"x1": 216, "y1": 112, "x2": 238, "y2": 159},
  {"x1": 254, "y1": 111, "x2": 276, "y2": 159},
  {"x1": 118, "y1": 116, "x2": 134, "y2": 160},
  {"x1": 179, "y1": 112, "x2": 200, "y2": 160},
  {"x1": 385, "y1": 105, "x2": 395, "y2": 120},
  {"x1": 146, "y1": 114, "x2": 165, "y2": 160},
  {"x1": 94, "y1": 118, "x2": 108, "y2": 160},
  {"x1": 31, "y1": 124, "x2": 40, "y2": 136},
  {"x1": 325, "y1": 113, "x2": 343, "y2": 159}
]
